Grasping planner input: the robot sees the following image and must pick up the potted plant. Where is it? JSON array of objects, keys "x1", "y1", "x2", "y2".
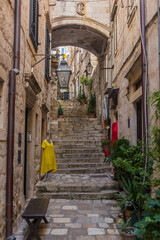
[
  {"x1": 77, "y1": 87, "x2": 87, "y2": 105},
  {"x1": 58, "y1": 103, "x2": 64, "y2": 118},
  {"x1": 87, "y1": 93, "x2": 96, "y2": 118},
  {"x1": 121, "y1": 218, "x2": 137, "y2": 240},
  {"x1": 101, "y1": 139, "x2": 111, "y2": 153},
  {"x1": 134, "y1": 190, "x2": 160, "y2": 240}
]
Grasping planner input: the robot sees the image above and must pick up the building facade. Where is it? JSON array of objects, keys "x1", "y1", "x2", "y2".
[
  {"x1": 0, "y1": 0, "x2": 52, "y2": 237},
  {"x1": 104, "y1": 0, "x2": 159, "y2": 144}
]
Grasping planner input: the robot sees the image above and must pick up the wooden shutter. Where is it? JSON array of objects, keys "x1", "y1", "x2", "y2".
[
  {"x1": 45, "y1": 24, "x2": 50, "y2": 82},
  {"x1": 29, "y1": 0, "x2": 39, "y2": 52}
]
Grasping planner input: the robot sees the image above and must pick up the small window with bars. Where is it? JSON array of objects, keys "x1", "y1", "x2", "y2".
[
  {"x1": 29, "y1": 0, "x2": 39, "y2": 52},
  {"x1": 45, "y1": 24, "x2": 50, "y2": 82}
]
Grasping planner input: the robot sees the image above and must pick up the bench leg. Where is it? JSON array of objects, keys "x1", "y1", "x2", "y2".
[
  {"x1": 26, "y1": 231, "x2": 41, "y2": 240},
  {"x1": 25, "y1": 218, "x2": 42, "y2": 240}
]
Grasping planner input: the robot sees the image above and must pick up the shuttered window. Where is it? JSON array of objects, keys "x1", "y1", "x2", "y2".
[
  {"x1": 29, "y1": 0, "x2": 39, "y2": 52},
  {"x1": 45, "y1": 24, "x2": 50, "y2": 82}
]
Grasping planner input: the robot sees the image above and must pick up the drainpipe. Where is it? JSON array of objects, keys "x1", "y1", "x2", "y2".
[
  {"x1": 6, "y1": 0, "x2": 21, "y2": 239},
  {"x1": 157, "y1": 0, "x2": 160, "y2": 88},
  {"x1": 140, "y1": 0, "x2": 148, "y2": 166}
]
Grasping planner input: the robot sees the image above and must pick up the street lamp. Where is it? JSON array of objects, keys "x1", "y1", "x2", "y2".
[
  {"x1": 56, "y1": 59, "x2": 72, "y2": 89},
  {"x1": 86, "y1": 58, "x2": 93, "y2": 75}
]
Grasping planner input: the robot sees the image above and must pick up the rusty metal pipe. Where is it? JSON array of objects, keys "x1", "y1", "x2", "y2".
[
  {"x1": 140, "y1": 0, "x2": 147, "y2": 146},
  {"x1": 13, "y1": 0, "x2": 21, "y2": 72},
  {"x1": 6, "y1": 0, "x2": 21, "y2": 238},
  {"x1": 6, "y1": 70, "x2": 16, "y2": 239}
]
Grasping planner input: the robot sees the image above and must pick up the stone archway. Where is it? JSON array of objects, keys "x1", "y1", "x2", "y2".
[{"x1": 51, "y1": 17, "x2": 110, "y2": 57}]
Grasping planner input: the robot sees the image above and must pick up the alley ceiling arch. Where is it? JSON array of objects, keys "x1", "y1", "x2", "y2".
[{"x1": 51, "y1": 17, "x2": 110, "y2": 57}]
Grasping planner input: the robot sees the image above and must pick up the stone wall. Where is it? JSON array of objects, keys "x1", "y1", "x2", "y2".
[
  {"x1": 0, "y1": 0, "x2": 52, "y2": 237},
  {"x1": 105, "y1": 0, "x2": 159, "y2": 144}
]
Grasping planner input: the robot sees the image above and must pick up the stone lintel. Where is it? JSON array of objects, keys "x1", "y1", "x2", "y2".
[
  {"x1": 25, "y1": 72, "x2": 42, "y2": 95},
  {"x1": 25, "y1": 82, "x2": 38, "y2": 109},
  {"x1": 131, "y1": 86, "x2": 142, "y2": 103},
  {"x1": 125, "y1": 55, "x2": 141, "y2": 82},
  {"x1": 42, "y1": 102, "x2": 50, "y2": 116}
]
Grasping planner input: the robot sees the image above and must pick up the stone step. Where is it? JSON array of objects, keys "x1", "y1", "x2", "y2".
[
  {"x1": 57, "y1": 124, "x2": 102, "y2": 129},
  {"x1": 36, "y1": 190, "x2": 118, "y2": 200},
  {"x1": 55, "y1": 152, "x2": 104, "y2": 159},
  {"x1": 53, "y1": 140, "x2": 102, "y2": 145},
  {"x1": 57, "y1": 162, "x2": 108, "y2": 169},
  {"x1": 57, "y1": 119, "x2": 100, "y2": 123},
  {"x1": 57, "y1": 130, "x2": 103, "y2": 135},
  {"x1": 36, "y1": 173, "x2": 119, "y2": 200},
  {"x1": 56, "y1": 137, "x2": 102, "y2": 140},
  {"x1": 36, "y1": 180, "x2": 117, "y2": 193},
  {"x1": 54, "y1": 145, "x2": 102, "y2": 150},
  {"x1": 54, "y1": 148, "x2": 103, "y2": 154},
  {"x1": 56, "y1": 157, "x2": 105, "y2": 163},
  {"x1": 56, "y1": 118, "x2": 99, "y2": 122},
  {"x1": 56, "y1": 166, "x2": 110, "y2": 174}
]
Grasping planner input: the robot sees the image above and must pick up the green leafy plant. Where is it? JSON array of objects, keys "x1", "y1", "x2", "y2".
[
  {"x1": 87, "y1": 93, "x2": 96, "y2": 115},
  {"x1": 150, "y1": 90, "x2": 160, "y2": 118},
  {"x1": 133, "y1": 90, "x2": 160, "y2": 239},
  {"x1": 121, "y1": 217, "x2": 136, "y2": 234},
  {"x1": 58, "y1": 103, "x2": 64, "y2": 115},
  {"x1": 135, "y1": 190, "x2": 160, "y2": 240},
  {"x1": 80, "y1": 75, "x2": 92, "y2": 91},
  {"x1": 77, "y1": 86, "x2": 87, "y2": 103},
  {"x1": 101, "y1": 139, "x2": 111, "y2": 147},
  {"x1": 109, "y1": 137, "x2": 130, "y2": 161},
  {"x1": 117, "y1": 177, "x2": 149, "y2": 219}
]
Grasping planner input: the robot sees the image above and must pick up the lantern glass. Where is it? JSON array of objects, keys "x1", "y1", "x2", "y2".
[
  {"x1": 86, "y1": 60, "x2": 93, "y2": 75},
  {"x1": 56, "y1": 59, "x2": 72, "y2": 89}
]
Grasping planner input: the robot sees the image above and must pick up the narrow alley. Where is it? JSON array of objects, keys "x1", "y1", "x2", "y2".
[{"x1": 1, "y1": 0, "x2": 160, "y2": 240}]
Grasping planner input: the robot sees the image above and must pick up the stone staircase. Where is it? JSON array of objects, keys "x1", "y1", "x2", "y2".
[{"x1": 36, "y1": 100, "x2": 118, "y2": 200}]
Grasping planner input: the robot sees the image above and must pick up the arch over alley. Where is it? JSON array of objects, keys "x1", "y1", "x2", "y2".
[{"x1": 51, "y1": 17, "x2": 110, "y2": 57}]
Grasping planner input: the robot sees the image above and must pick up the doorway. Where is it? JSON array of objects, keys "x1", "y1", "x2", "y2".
[{"x1": 24, "y1": 107, "x2": 28, "y2": 198}]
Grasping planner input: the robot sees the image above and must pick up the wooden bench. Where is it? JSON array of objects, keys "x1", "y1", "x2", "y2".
[{"x1": 22, "y1": 198, "x2": 50, "y2": 240}]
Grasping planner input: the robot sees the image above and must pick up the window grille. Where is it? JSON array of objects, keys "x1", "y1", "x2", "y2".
[
  {"x1": 45, "y1": 24, "x2": 50, "y2": 82},
  {"x1": 29, "y1": 0, "x2": 39, "y2": 52}
]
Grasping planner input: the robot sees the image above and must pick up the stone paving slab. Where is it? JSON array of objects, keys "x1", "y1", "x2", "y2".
[{"x1": 15, "y1": 199, "x2": 122, "y2": 240}]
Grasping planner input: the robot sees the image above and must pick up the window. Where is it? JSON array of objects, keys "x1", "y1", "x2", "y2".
[
  {"x1": 29, "y1": 0, "x2": 39, "y2": 52},
  {"x1": 45, "y1": 24, "x2": 50, "y2": 82},
  {"x1": 113, "y1": 15, "x2": 118, "y2": 54},
  {"x1": 35, "y1": 113, "x2": 38, "y2": 143}
]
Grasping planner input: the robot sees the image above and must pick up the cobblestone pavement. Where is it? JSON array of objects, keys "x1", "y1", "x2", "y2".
[{"x1": 15, "y1": 199, "x2": 122, "y2": 240}]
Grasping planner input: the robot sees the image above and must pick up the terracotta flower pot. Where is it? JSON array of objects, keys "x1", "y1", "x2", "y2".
[
  {"x1": 58, "y1": 114, "x2": 63, "y2": 118},
  {"x1": 81, "y1": 100, "x2": 87, "y2": 105},
  {"x1": 122, "y1": 227, "x2": 137, "y2": 240},
  {"x1": 125, "y1": 209, "x2": 131, "y2": 220},
  {"x1": 89, "y1": 113, "x2": 96, "y2": 118},
  {"x1": 103, "y1": 146, "x2": 110, "y2": 152}
]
